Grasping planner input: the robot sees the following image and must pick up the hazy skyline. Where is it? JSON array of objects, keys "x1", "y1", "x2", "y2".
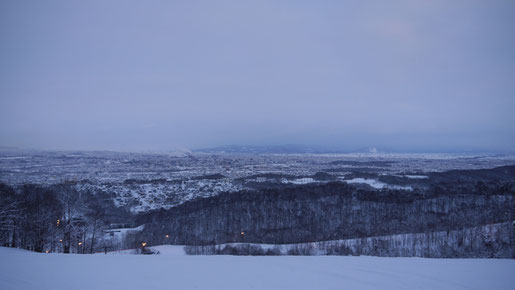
[{"x1": 1, "y1": 0, "x2": 514, "y2": 152}]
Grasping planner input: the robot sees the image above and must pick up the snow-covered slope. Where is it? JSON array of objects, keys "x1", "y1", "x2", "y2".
[{"x1": 1, "y1": 247, "x2": 514, "y2": 290}]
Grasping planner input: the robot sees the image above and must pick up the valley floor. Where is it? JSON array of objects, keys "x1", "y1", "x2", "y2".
[{"x1": 0, "y1": 246, "x2": 514, "y2": 290}]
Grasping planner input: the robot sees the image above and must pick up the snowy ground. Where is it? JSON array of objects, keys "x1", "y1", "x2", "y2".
[
  {"x1": 1, "y1": 246, "x2": 514, "y2": 290},
  {"x1": 342, "y1": 177, "x2": 413, "y2": 190}
]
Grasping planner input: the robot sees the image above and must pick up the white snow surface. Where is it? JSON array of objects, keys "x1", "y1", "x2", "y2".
[
  {"x1": 344, "y1": 177, "x2": 387, "y2": 189},
  {"x1": 403, "y1": 175, "x2": 429, "y2": 179},
  {"x1": 1, "y1": 246, "x2": 514, "y2": 290},
  {"x1": 282, "y1": 177, "x2": 316, "y2": 184},
  {"x1": 343, "y1": 178, "x2": 412, "y2": 190}
]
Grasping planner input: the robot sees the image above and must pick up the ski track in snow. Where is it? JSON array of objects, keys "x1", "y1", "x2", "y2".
[{"x1": 1, "y1": 246, "x2": 514, "y2": 290}]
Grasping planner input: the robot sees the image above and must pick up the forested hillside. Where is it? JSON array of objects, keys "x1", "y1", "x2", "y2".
[
  {"x1": 1, "y1": 166, "x2": 514, "y2": 257},
  {"x1": 134, "y1": 167, "x2": 515, "y2": 257}
]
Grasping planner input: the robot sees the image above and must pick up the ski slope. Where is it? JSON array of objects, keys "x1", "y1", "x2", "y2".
[{"x1": 0, "y1": 246, "x2": 514, "y2": 290}]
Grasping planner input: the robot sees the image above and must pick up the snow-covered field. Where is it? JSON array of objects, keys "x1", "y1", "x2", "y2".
[
  {"x1": 342, "y1": 177, "x2": 413, "y2": 190},
  {"x1": 1, "y1": 246, "x2": 514, "y2": 290}
]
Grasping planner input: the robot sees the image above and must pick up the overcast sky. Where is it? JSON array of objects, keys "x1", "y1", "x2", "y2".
[{"x1": 1, "y1": 0, "x2": 514, "y2": 152}]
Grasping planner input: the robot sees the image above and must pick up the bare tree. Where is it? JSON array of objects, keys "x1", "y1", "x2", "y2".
[
  {"x1": 86, "y1": 198, "x2": 107, "y2": 254},
  {"x1": 55, "y1": 185, "x2": 87, "y2": 253},
  {"x1": 0, "y1": 195, "x2": 21, "y2": 247},
  {"x1": 18, "y1": 185, "x2": 61, "y2": 252}
]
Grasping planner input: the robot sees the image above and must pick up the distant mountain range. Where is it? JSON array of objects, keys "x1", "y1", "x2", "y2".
[
  {"x1": 194, "y1": 144, "x2": 502, "y2": 154},
  {"x1": 195, "y1": 144, "x2": 366, "y2": 154}
]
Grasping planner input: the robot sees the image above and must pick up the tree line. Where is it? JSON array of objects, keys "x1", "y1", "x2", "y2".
[
  {"x1": 135, "y1": 179, "x2": 514, "y2": 250},
  {"x1": 0, "y1": 183, "x2": 129, "y2": 253}
]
